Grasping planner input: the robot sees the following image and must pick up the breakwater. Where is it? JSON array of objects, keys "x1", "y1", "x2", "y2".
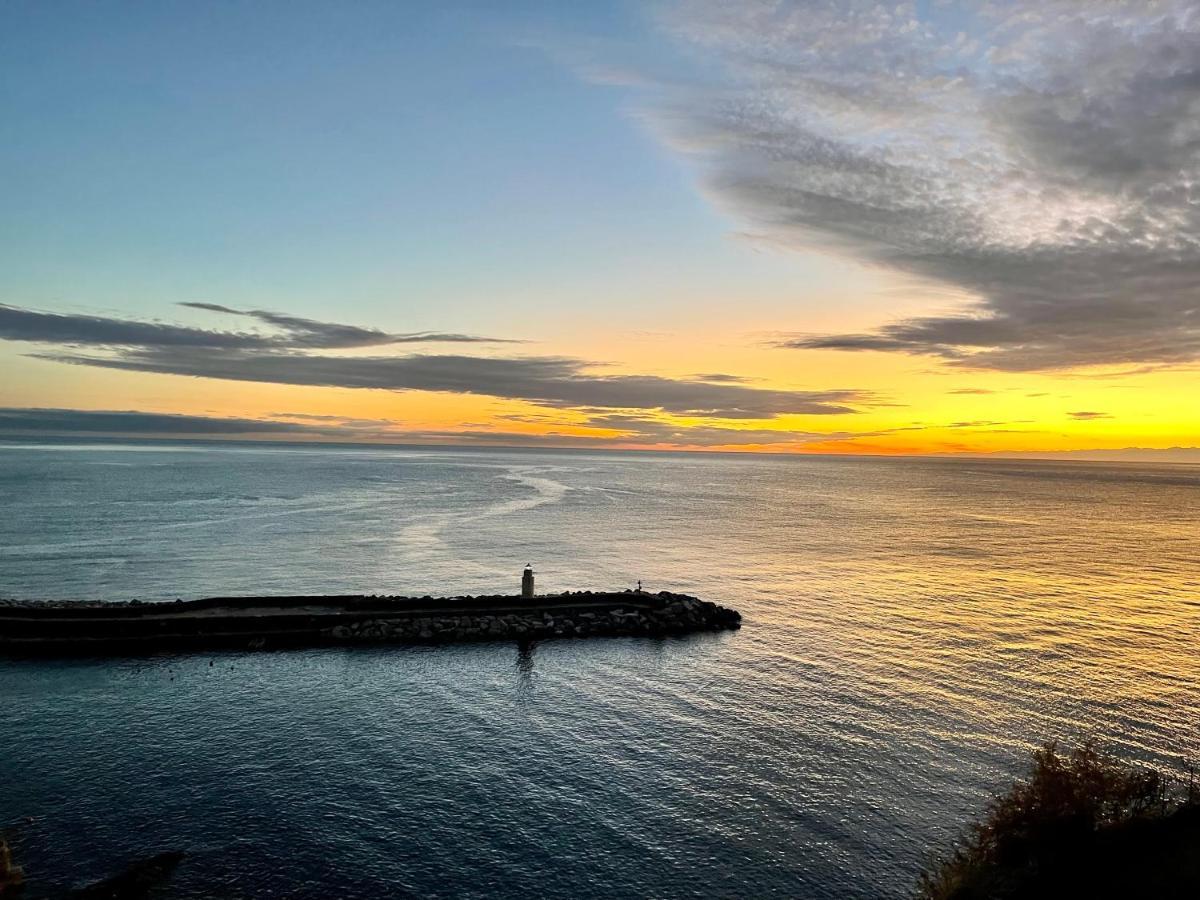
[{"x1": 0, "y1": 591, "x2": 741, "y2": 654}]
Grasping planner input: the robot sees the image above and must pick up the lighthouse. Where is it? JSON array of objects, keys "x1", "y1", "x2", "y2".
[{"x1": 521, "y1": 564, "x2": 535, "y2": 599}]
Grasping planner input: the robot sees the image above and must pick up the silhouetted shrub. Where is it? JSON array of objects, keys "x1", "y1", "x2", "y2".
[
  {"x1": 0, "y1": 836, "x2": 23, "y2": 897},
  {"x1": 919, "y1": 739, "x2": 1200, "y2": 899}
]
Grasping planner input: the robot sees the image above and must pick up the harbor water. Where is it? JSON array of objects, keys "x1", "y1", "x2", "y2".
[{"x1": 2, "y1": 442, "x2": 1198, "y2": 898}]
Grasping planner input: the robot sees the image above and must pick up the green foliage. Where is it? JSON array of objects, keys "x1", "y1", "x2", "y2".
[{"x1": 919, "y1": 740, "x2": 1200, "y2": 899}]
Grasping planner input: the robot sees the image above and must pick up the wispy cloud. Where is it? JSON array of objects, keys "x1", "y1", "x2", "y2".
[
  {"x1": 578, "y1": 413, "x2": 855, "y2": 446},
  {"x1": 39, "y1": 346, "x2": 865, "y2": 417},
  {"x1": 0, "y1": 405, "x2": 1047, "y2": 450},
  {"x1": 1, "y1": 303, "x2": 265, "y2": 350},
  {"x1": 371, "y1": 415, "x2": 1032, "y2": 449},
  {"x1": 0, "y1": 408, "x2": 336, "y2": 436},
  {"x1": 640, "y1": 1, "x2": 1200, "y2": 372},
  {"x1": 690, "y1": 372, "x2": 753, "y2": 383},
  {"x1": 0, "y1": 405, "x2": 845, "y2": 446},
  {"x1": 0, "y1": 302, "x2": 516, "y2": 351},
  {"x1": 177, "y1": 303, "x2": 517, "y2": 347},
  {"x1": 267, "y1": 412, "x2": 404, "y2": 430},
  {"x1": 3, "y1": 302, "x2": 870, "y2": 418},
  {"x1": 1068, "y1": 410, "x2": 1111, "y2": 420}
]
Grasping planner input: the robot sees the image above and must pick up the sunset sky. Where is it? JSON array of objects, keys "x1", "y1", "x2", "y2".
[{"x1": 2, "y1": 1, "x2": 1198, "y2": 456}]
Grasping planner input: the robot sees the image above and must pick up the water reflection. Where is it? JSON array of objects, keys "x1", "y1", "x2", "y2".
[{"x1": 515, "y1": 640, "x2": 536, "y2": 701}]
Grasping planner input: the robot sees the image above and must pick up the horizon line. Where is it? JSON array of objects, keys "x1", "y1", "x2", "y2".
[{"x1": 2, "y1": 432, "x2": 1198, "y2": 464}]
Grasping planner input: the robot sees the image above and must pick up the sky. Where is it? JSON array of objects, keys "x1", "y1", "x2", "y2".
[{"x1": 2, "y1": 0, "x2": 1198, "y2": 456}]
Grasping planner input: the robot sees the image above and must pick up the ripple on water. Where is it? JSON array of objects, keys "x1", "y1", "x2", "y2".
[{"x1": 1, "y1": 447, "x2": 1198, "y2": 898}]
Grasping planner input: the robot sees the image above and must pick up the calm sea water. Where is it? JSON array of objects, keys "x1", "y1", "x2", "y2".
[{"x1": 2, "y1": 442, "x2": 1198, "y2": 898}]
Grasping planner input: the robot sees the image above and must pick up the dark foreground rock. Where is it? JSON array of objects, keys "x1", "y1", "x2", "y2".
[
  {"x1": 0, "y1": 591, "x2": 741, "y2": 655},
  {"x1": 68, "y1": 851, "x2": 185, "y2": 900}
]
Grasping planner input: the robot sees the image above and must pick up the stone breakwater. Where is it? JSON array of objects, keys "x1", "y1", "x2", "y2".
[
  {"x1": 329, "y1": 593, "x2": 740, "y2": 644},
  {"x1": 0, "y1": 591, "x2": 741, "y2": 654}
]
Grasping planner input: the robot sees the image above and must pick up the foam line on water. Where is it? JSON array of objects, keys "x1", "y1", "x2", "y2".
[
  {"x1": 469, "y1": 469, "x2": 569, "y2": 522},
  {"x1": 0, "y1": 496, "x2": 405, "y2": 556},
  {"x1": 396, "y1": 466, "x2": 570, "y2": 558}
]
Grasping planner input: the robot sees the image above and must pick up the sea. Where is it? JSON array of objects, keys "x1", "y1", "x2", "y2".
[{"x1": 1, "y1": 441, "x2": 1198, "y2": 898}]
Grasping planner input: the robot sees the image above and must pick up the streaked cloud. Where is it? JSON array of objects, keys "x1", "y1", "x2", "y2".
[
  {"x1": 645, "y1": 1, "x2": 1200, "y2": 372},
  {"x1": 1, "y1": 303, "x2": 266, "y2": 350},
  {"x1": 4, "y1": 302, "x2": 869, "y2": 418},
  {"x1": 268, "y1": 412, "x2": 404, "y2": 429},
  {"x1": 0, "y1": 406, "x2": 849, "y2": 447},
  {"x1": 39, "y1": 345, "x2": 865, "y2": 417},
  {"x1": 690, "y1": 372, "x2": 753, "y2": 383},
  {"x1": 0, "y1": 408, "x2": 332, "y2": 436},
  {"x1": 579, "y1": 413, "x2": 854, "y2": 446},
  {"x1": 177, "y1": 303, "x2": 518, "y2": 347},
  {"x1": 0, "y1": 405, "x2": 1051, "y2": 450},
  {"x1": 0, "y1": 302, "x2": 517, "y2": 351}
]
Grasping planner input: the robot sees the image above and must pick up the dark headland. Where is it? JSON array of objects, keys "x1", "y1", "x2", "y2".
[{"x1": 0, "y1": 590, "x2": 741, "y2": 655}]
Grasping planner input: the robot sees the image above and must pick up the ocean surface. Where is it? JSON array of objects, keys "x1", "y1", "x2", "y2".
[{"x1": 2, "y1": 442, "x2": 1198, "y2": 898}]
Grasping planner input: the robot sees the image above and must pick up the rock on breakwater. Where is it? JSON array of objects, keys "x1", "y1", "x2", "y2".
[{"x1": 329, "y1": 593, "x2": 741, "y2": 644}]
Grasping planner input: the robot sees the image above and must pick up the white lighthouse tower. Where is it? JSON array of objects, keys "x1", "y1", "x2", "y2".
[{"x1": 521, "y1": 564, "x2": 535, "y2": 599}]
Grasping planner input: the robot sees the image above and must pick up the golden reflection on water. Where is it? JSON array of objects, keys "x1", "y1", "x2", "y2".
[{"x1": 715, "y1": 458, "x2": 1200, "y2": 765}]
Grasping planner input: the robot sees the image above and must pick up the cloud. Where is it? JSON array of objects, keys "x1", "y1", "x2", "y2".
[
  {"x1": 0, "y1": 303, "x2": 267, "y2": 349},
  {"x1": 974, "y1": 447, "x2": 1200, "y2": 463},
  {"x1": 337, "y1": 415, "x2": 919, "y2": 449},
  {"x1": 0, "y1": 405, "x2": 1045, "y2": 449},
  {"x1": 2, "y1": 302, "x2": 869, "y2": 418},
  {"x1": 36, "y1": 344, "x2": 865, "y2": 417},
  {"x1": 578, "y1": 413, "x2": 852, "y2": 445},
  {"x1": 690, "y1": 372, "x2": 753, "y2": 383},
  {"x1": 177, "y1": 303, "x2": 516, "y2": 347},
  {"x1": 1068, "y1": 410, "x2": 1111, "y2": 420},
  {"x1": 267, "y1": 412, "x2": 403, "y2": 429},
  {"x1": 0, "y1": 405, "x2": 845, "y2": 446},
  {"x1": 948, "y1": 388, "x2": 996, "y2": 395},
  {"x1": 0, "y1": 408, "x2": 336, "y2": 436},
  {"x1": 381, "y1": 424, "x2": 819, "y2": 448},
  {"x1": 0, "y1": 302, "x2": 516, "y2": 351},
  {"x1": 644, "y1": 1, "x2": 1200, "y2": 371}
]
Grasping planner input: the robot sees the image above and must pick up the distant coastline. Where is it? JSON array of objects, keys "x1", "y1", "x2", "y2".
[{"x1": 2, "y1": 433, "x2": 1198, "y2": 464}]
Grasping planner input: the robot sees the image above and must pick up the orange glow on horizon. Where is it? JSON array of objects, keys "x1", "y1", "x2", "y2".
[{"x1": 2, "y1": 315, "x2": 1197, "y2": 457}]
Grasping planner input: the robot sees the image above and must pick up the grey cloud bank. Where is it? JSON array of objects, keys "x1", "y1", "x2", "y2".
[
  {"x1": 176, "y1": 303, "x2": 517, "y2": 348},
  {"x1": 0, "y1": 302, "x2": 513, "y2": 351},
  {"x1": 1, "y1": 302, "x2": 867, "y2": 418},
  {"x1": 39, "y1": 346, "x2": 863, "y2": 417},
  {"x1": 0, "y1": 408, "x2": 329, "y2": 436},
  {"x1": 3, "y1": 405, "x2": 1191, "y2": 457},
  {"x1": 0, "y1": 406, "x2": 1023, "y2": 449},
  {"x1": 0, "y1": 406, "x2": 857, "y2": 447},
  {"x1": 650, "y1": 1, "x2": 1200, "y2": 372}
]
